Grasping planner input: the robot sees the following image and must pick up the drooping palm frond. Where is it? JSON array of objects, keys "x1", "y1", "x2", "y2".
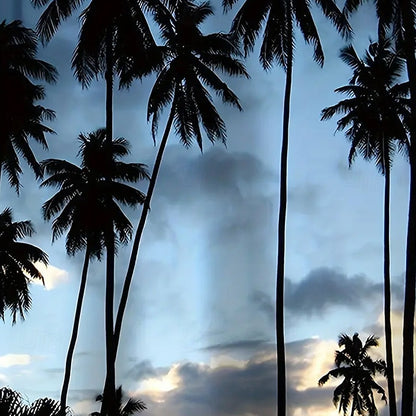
[
  {"x1": 0, "y1": 208, "x2": 48, "y2": 323},
  {"x1": 0, "y1": 20, "x2": 56, "y2": 192}
]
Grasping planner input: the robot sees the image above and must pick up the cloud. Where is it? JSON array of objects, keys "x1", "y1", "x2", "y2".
[
  {"x1": 127, "y1": 338, "x2": 353, "y2": 416},
  {"x1": 285, "y1": 267, "x2": 391, "y2": 316},
  {"x1": 0, "y1": 354, "x2": 31, "y2": 368},
  {"x1": 31, "y1": 263, "x2": 69, "y2": 290}
]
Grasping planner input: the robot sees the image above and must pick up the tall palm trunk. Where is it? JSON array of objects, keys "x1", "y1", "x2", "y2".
[
  {"x1": 101, "y1": 30, "x2": 116, "y2": 416},
  {"x1": 100, "y1": 104, "x2": 175, "y2": 400},
  {"x1": 59, "y1": 248, "x2": 91, "y2": 416},
  {"x1": 276, "y1": 5, "x2": 293, "y2": 416},
  {"x1": 397, "y1": 1, "x2": 416, "y2": 414},
  {"x1": 383, "y1": 161, "x2": 397, "y2": 416},
  {"x1": 113, "y1": 105, "x2": 175, "y2": 352}
]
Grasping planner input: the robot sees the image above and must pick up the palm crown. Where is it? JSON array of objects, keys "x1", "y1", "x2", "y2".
[
  {"x1": 41, "y1": 128, "x2": 149, "y2": 258},
  {"x1": 147, "y1": 0, "x2": 249, "y2": 149},
  {"x1": 321, "y1": 39, "x2": 410, "y2": 174},
  {"x1": 222, "y1": 0, "x2": 351, "y2": 69},
  {"x1": 0, "y1": 20, "x2": 57, "y2": 192},
  {"x1": 0, "y1": 207, "x2": 48, "y2": 323}
]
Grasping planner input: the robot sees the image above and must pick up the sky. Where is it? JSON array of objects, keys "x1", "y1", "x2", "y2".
[{"x1": 0, "y1": 1, "x2": 413, "y2": 415}]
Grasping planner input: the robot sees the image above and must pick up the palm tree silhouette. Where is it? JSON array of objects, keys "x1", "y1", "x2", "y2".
[
  {"x1": 0, "y1": 207, "x2": 48, "y2": 323},
  {"x1": 321, "y1": 39, "x2": 410, "y2": 416},
  {"x1": 221, "y1": 0, "x2": 351, "y2": 413},
  {"x1": 0, "y1": 387, "x2": 69, "y2": 416},
  {"x1": 32, "y1": 1, "x2": 159, "y2": 412},
  {"x1": 41, "y1": 129, "x2": 149, "y2": 416},
  {"x1": 111, "y1": 0, "x2": 248, "y2": 370},
  {"x1": 342, "y1": 3, "x2": 416, "y2": 412},
  {"x1": 0, "y1": 19, "x2": 57, "y2": 193},
  {"x1": 319, "y1": 333, "x2": 387, "y2": 416},
  {"x1": 92, "y1": 386, "x2": 146, "y2": 416}
]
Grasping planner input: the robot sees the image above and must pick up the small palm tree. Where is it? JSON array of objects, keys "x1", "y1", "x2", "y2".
[
  {"x1": 0, "y1": 19, "x2": 57, "y2": 193},
  {"x1": 92, "y1": 386, "x2": 146, "y2": 416},
  {"x1": 41, "y1": 128, "x2": 149, "y2": 416},
  {"x1": 221, "y1": 0, "x2": 351, "y2": 413},
  {"x1": 113, "y1": 0, "x2": 248, "y2": 367},
  {"x1": 0, "y1": 207, "x2": 48, "y2": 323},
  {"x1": 321, "y1": 39, "x2": 410, "y2": 416},
  {"x1": 319, "y1": 333, "x2": 387, "y2": 416}
]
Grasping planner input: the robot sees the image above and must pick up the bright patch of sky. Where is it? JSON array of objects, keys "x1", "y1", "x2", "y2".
[{"x1": 0, "y1": 0, "x2": 411, "y2": 415}]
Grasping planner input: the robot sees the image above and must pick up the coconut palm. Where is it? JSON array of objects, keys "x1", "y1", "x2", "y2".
[
  {"x1": 41, "y1": 128, "x2": 149, "y2": 416},
  {"x1": 0, "y1": 207, "x2": 48, "y2": 323},
  {"x1": 343, "y1": 2, "x2": 416, "y2": 413},
  {"x1": 0, "y1": 19, "x2": 57, "y2": 193},
  {"x1": 220, "y1": 0, "x2": 351, "y2": 413},
  {"x1": 319, "y1": 333, "x2": 387, "y2": 416},
  {"x1": 92, "y1": 386, "x2": 146, "y2": 416},
  {"x1": 321, "y1": 39, "x2": 410, "y2": 416},
  {"x1": 31, "y1": 2, "x2": 160, "y2": 411},
  {"x1": 111, "y1": 0, "x2": 248, "y2": 375}
]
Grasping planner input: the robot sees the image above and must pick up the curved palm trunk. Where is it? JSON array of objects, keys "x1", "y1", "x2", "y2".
[
  {"x1": 276, "y1": 7, "x2": 293, "y2": 416},
  {"x1": 114, "y1": 107, "x2": 175, "y2": 349},
  {"x1": 59, "y1": 248, "x2": 91, "y2": 416},
  {"x1": 383, "y1": 165, "x2": 397, "y2": 416},
  {"x1": 101, "y1": 30, "x2": 116, "y2": 416},
  {"x1": 398, "y1": 1, "x2": 416, "y2": 414}
]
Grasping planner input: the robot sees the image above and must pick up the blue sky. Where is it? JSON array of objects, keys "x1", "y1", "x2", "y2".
[{"x1": 0, "y1": 1, "x2": 412, "y2": 415}]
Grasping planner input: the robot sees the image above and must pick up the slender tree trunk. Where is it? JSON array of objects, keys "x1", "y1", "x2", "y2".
[
  {"x1": 276, "y1": 6, "x2": 292, "y2": 415},
  {"x1": 383, "y1": 165, "x2": 397, "y2": 416},
  {"x1": 101, "y1": 30, "x2": 116, "y2": 416},
  {"x1": 114, "y1": 106, "x2": 175, "y2": 351},
  {"x1": 397, "y1": 2, "x2": 416, "y2": 415},
  {"x1": 59, "y1": 248, "x2": 90, "y2": 416}
]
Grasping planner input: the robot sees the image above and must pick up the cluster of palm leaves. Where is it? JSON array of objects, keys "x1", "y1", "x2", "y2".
[
  {"x1": 319, "y1": 333, "x2": 388, "y2": 416},
  {"x1": 2, "y1": 0, "x2": 416, "y2": 416}
]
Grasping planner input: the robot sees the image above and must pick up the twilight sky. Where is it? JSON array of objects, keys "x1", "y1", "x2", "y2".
[{"x1": 0, "y1": 1, "x2": 412, "y2": 415}]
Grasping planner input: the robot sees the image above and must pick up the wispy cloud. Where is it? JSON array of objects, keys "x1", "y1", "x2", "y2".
[{"x1": 0, "y1": 354, "x2": 31, "y2": 368}]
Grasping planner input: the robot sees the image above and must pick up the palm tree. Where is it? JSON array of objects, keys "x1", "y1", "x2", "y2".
[
  {"x1": 342, "y1": 3, "x2": 416, "y2": 413},
  {"x1": 0, "y1": 207, "x2": 48, "y2": 323},
  {"x1": 321, "y1": 39, "x2": 410, "y2": 416},
  {"x1": 92, "y1": 386, "x2": 146, "y2": 416},
  {"x1": 0, "y1": 387, "x2": 68, "y2": 416},
  {"x1": 32, "y1": 2, "x2": 159, "y2": 412},
  {"x1": 41, "y1": 128, "x2": 149, "y2": 416},
  {"x1": 111, "y1": 0, "x2": 248, "y2": 368},
  {"x1": 0, "y1": 19, "x2": 57, "y2": 193},
  {"x1": 319, "y1": 333, "x2": 387, "y2": 416},
  {"x1": 220, "y1": 0, "x2": 351, "y2": 414}
]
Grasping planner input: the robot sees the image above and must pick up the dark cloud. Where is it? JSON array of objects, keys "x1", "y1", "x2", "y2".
[
  {"x1": 126, "y1": 360, "x2": 158, "y2": 381},
  {"x1": 202, "y1": 339, "x2": 270, "y2": 353},
  {"x1": 286, "y1": 267, "x2": 382, "y2": 315},
  {"x1": 251, "y1": 268, "x2": 404, "y2": 320}
]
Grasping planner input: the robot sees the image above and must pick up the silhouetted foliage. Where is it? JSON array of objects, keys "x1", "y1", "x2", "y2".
[
  {"x1": 91, "y1": 386, "x2": 146, "y2": 416},
  {"x1": 0, "y1": 20, "x2": 57, "y2": 192},
  {"x1": 319, "y1": 333, "x2": 387, "y2": 416},
  {"x1": 0, "y1": 208, "x2": 48, "y2": 323},
  {"x1": 0, "y1": 387, "x2": 70, "y2": 416}
]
